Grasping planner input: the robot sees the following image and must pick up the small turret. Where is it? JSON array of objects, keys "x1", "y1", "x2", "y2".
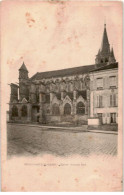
[
  {"x1": 19, "y1": 62, "x2": 29, "y2": 82},
  {"x1": 109, "y1": 47, "x2": 116, "y2": 63},
  {"x1": 18, "y1": 62, "x2": 29, "y2": 101}
]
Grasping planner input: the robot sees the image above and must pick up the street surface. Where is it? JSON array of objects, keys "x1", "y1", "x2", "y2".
[{"x1": 7, "y1": 124, "x2": 117, "y2": 157}]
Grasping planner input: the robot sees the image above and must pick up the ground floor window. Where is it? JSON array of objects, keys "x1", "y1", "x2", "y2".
[
  {"x1": 77, "y1": 102, "x2": 85, "y2": 115},
  {"x1": 12, "y1": 105, "x2": 18, "y2": 117},
  {"x1": 52, "y1": 103, "x2": 60, "y2": 115},
  {"x1": 110, "y1": 113, "x2": 116, "y2": 123},
  {"x1": 64, "y1": 103, "x2": 71, "y2": 115}
]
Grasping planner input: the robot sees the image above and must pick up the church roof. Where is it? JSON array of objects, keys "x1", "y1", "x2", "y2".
[
  {"x1": 30, "y1": 64, "x2": 95, "y2": 81},
  {"x1": 90, "y1": 62, "x2": 118, "y2": 73},
  {"x1": 19, "y1": 62, "x2": 28, "y2": 72}
]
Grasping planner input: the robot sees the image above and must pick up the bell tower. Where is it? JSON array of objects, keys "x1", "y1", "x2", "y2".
[
  {"x1": 18, "y1": 62, "x2": 29, "y2": 101},
  {"x1": 95, "y1": 24, "x2": 116, "y2": 66},
  {"x1": 19, "y1": 62, "x2": 29, "y2": 82}
]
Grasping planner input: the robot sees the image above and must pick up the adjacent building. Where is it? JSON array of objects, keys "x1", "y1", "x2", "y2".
[{"x1": 9, "y1": 24, "x2": 118, "y2": 125}]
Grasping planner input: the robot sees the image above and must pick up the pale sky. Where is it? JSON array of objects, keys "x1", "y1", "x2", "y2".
[{"x1": 1, "y1": 0, "x2": 122, "y2": 107}]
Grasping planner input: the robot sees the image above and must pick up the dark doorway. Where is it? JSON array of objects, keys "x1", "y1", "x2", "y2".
[
  {"x1": 21, "y1": 105, "x2": 27, "y2": 117},
  {"x1": 77, "y1": 102, "x2": 85, "y2": 115},
  {"x1": 98, "y1": 113, "x2": 103, "y2": 124},
  {"x1": 110, "y1": 113, "x2": 116, "y2": 123},
  {"x1": 52, "y1": 103, "x2": 60, "y2": 115},
  {"x1": 37, "y1": 116, "x2": 40, "y2": 122},
  {"x1": 32, "y1": 106, "x2": 40, "y2": 122},
  {"x1": 12, "y1": 105, "x2": 18, "y2": 117},
  {"x1": 64, "y1": 103, "x2": 71, "y2": 115}
]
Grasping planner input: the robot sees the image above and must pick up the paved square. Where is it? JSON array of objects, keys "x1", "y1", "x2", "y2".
[{"x1": 7, "y1": 124, "x2": 117, "y2": 157}]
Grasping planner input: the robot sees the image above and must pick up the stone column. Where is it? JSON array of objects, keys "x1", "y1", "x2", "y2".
[
  {"x1": 73, "y1": 101, "x2": 77, "y2": 115},
  {"x1": 9, "y1": 104, "x2": 12, "y2": 121},
  {"x1": 18, "y1": 105, "x2": 21, "y2": 120},
  {"x1": 39, "y1": 93, "x2": 42, "y2": 103},
  {"x1": 90, "y1": 91, "x2": 94, "y2": 117},
  {"x1": 27, "y1": 104, "x2": 32, "y2": 122},
  {"x1": 73, "y1": 90, "x2": 77, "y2": 100},
  {"x1": 39, "y1": 104, "x2": 43, "y2": 123},
  {"x1": 61, "y1": 91, "x2": 66, "y2": 100},
  {"x1": 50, "y1": 92, "x2": 55, "y2": 103},
  {"x1": 86, "y1": 89, "x2": 90, "y2": 116}
]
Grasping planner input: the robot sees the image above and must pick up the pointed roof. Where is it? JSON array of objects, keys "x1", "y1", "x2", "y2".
[
  {"x1": 101, "y1": 24, "x2": 110, "y2": 53},
  {"x1": 110, "y1": 47, "x2": 115, "y2": 58},
  {"x1": 19, "y1": 62, "x2": 28, "y2": 72},
  {"x1": 97, "y1": 49, "x2": 100, "y2": 55}
]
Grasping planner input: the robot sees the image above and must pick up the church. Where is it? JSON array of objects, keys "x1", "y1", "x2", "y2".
[{"x1": 9, "y1": 24, "x2": 118, "y2": 125}]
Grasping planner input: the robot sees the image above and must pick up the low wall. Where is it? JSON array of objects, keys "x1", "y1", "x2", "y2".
[
  {"x1": 46, "y1": 115, "x2": 61, "y2": 123},
  {"x1": 88, "y1": 118, "x2": 100, "y2": 126},
  {"x1": 74, "y1": 115, "x2": 88, "y2": 124}
]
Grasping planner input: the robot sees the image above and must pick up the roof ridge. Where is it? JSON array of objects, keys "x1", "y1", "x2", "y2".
[
  {"x1": 33, "y1": 64, "x2": 95, "y2": 74},
  {"x1": 29, "y1": 64, "x2": 96, "y2": 81}
]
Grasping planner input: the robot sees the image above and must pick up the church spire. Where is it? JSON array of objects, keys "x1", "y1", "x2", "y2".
[
  {"x1": 100, "y1": 23, "x2": 110, "y2": 54},
  {"x1": 95, "y1": 23, "x2": 116, "y2": 66}
]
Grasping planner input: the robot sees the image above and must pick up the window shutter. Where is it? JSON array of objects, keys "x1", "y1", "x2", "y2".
[
  {"x1": 116, "y1": 94, "x2": 118, "y2": 106},
  {"x1": 110, "y1": 95, "x2": 112, "y2": 107},
  {"x1": 116, "y1": 76, "x2": 118, "y2": 88},
  {"x1": 94, "y1": 79, "x2": 97, "y2": 90},
  {"x1": 114, "y1": 94, "x2": 116, "y2": 106},
  {"x1": 103, "y1": 78, "x2": 106, "y2": 89},
  {"x1": 96, "y1": 95, "x2": 99, "y2": 107}
]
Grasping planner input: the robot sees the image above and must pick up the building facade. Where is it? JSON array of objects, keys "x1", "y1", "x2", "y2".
[
  {"x1": 89, "y1": 63, "x2": 118, "y2": 125},
  {"x1": 9, "y1": 24, "x2": 118, "y2": 125}
]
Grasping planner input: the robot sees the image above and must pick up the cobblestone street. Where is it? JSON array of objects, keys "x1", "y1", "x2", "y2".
[{"x1": 7, "y1": 124, "x2": 117, "y2": 157}]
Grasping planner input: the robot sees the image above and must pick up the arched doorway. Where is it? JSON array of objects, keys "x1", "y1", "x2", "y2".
[
  {"x1": 64, "y1": 103, "x2": 71, "y2": 115},
  {"x1": 21, "y1": 105, "x2": 27, "y2": 117},
  {"x1": 52, "y1": 103, "x2": 60, "y2": 115},
  {"x1": 12, "y1": 105, "x2": 18, "y2": 117},
  {"x1": 77, "y1": 102, "x2": 85, "y2": 115}
]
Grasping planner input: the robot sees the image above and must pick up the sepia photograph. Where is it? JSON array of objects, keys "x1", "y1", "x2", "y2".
[{"x1": 1, "y1": 0, "x2": 123, "y2": 191}]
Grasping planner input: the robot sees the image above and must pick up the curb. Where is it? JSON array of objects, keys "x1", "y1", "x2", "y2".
[{"x1": 8, "y1": 123, "x2": 118, "y2": 135}]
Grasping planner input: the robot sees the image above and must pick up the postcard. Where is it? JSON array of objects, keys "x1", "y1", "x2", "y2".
[{"x1": 1, "y1": 0, "x2": 123, "y2": 191}]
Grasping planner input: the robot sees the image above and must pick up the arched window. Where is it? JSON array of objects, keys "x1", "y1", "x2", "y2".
[
  {"x1": 21, "y1": 105, "x2": 27, "y2": 117},
  {"x1": 101, "y1": 59, "x2": 103, "y2": 63},
  {"x1": 52, "y1": 103, "x2": 60, "y2": 115},
  {"x1": 77, "y1": 102, "x2": 85, "y2": 115},
  {"x1": 64, "y1": 103, "x2": 71, "y2": 115},
  {"x1": 12, "y1": 105, "x2": 18, "y2": 117}
]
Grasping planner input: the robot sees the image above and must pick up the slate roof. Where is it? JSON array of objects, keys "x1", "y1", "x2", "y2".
[
  {"x1": 90, "y1": 62, "x2": 118, "y2": 73},
  {"x1": 30, "y1": 64, "x2": 95, "y2": 81},
  {"x1": 66, "y1": 92, "x2": 73, "y2": 100},
  {"x1": 78, "y1": 91, "x2": 87, "y2": 100}
]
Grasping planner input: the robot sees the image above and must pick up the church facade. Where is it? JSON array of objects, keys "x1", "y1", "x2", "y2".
[{"x1": 9, "y1": 24, "x2": 118, "y2": 125}]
